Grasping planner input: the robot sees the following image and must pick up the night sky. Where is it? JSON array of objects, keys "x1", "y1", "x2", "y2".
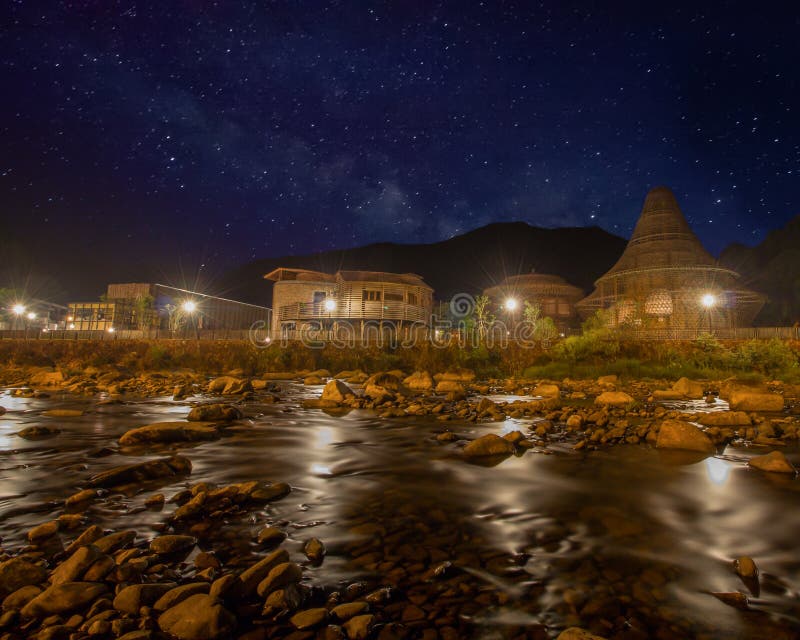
[{"x1": 1, "y1": 1, "x2": 798, "y2": 300}]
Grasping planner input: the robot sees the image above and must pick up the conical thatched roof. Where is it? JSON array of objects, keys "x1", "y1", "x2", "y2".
[
  {"x1": 598, "y1": 186, "x2": 721, "y2": 277},
  {"x1": 577, "y1": 186, "x2": 766, "y2": 327}
]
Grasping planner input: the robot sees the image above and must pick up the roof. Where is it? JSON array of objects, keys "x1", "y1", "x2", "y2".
[
  {"x1": 263, "y1": 268, "x2": 335, "y2": 282},
  {"x1": 337, "y1": 270, "x2": 432, "y2": 289},
  {"x1": 597, "y1": 186, "x2": 734, "y2": 280},
  {"x1": 484, "y1": 273, "x2": 583, "y2": 299}
]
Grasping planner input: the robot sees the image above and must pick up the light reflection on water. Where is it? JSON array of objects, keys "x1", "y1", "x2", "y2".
[{"x1": 0, "y1": 388, "x2": 798, "y2": 637}]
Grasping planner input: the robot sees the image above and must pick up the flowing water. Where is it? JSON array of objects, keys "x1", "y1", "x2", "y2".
[{"x1": 1, "y1": 384, "x2": 799, "y2": 639}]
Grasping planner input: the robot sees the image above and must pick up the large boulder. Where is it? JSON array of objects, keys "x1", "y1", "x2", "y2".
[
  {"x1": 207, "y1": 376, "x2": 252, "y2": 395},
  {"x1": 748, "y1": 451, "x2": 796, "y2": 474},
  {"x1": 556, "y1": 628, "x2": 608, "y2": 640},
  {"x1": 656, "y1": 419, "x2": 715, "y2": 453},
  {"x1": 321, "y1": 379, "x2": 355, "y2": 404},
  {"x1": 28, "y1": 369, "x2": 65, "y2": 387},
  {"x1": 0, "y1": 558, "x2": 47, "y2": 598},
  {"x1": 672, "y1": 377, "x2": 706, "y2": 399},
  {"x1": 187, "y1": 404, "x2": 242, "y2": 422},
  {"x1": 534, "y1": 383, "x2": 560, "y2": 399},
  {"x1": 363, "y1": 384, "x2": 394, "y2": 403},
  {"x1": 157, "y1": 593, "x2": 236, "y2": 639},
  {"x1": 435, "y1": 370, "x2": 476, "y2": 383},
  {"x1": 462, "y1": 434, "x2": 516, "y2": 458},
  {"x1": 729, "y1": 391, "x2": 784, "y2": 412},
  {"x1": 87, "y1": 455, "x2": 192, "y2": 488},
  {"x1": 697, "y1": 411, "x2": 751, "y2": 427},
  {"x1": 403, "y1": 371, "x2": 434, "y2": 391},
  {"x1": 20, "y1": 582, "x2": 108, "y2": 618},
  {"x1": 119, "y1": 422, "x2": 220, "y2": 446},
  {"x1": 49, "y1": 545, "x2": 104, "y2": 585},
  {"x1": 594, "y1": 391, "x2": 634, "y2": 407},
  {"x1": 114, "y1": 583, "x2": 176, "y2": 614},
  {"x1": 435, "y1": 380, "x2": 465, "y2": 394},
  {"x1": 364, "y1": 372, "x2": 404, "y2": 391}
]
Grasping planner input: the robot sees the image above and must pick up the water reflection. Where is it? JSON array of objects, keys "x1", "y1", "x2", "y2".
[
  {"x1": 0, "y1": 388, "x2": 798, "y2": 638},
  {"x1": 705, "y1": 456, "x2": 732, "y2": 486}
]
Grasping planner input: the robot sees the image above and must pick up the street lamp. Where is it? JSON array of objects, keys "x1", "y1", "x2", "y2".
[
  {"x1": 12, "y1": 304, "x2": 25, "y2": 316},
  {"x1": 701, "y1": 293, "x2": 717, "y2": 333},
  {"x1": 324, "y1": 298, "x2": 336, "y2": 312},
  {"x1": 504, "y1": 297, "x2": 518, "y2": 311},
  {"x1": 26, "y1": 312, "x2": 36, "y2": 320},
  {"x1": 182, "y1": 300, "x2": 199, "y2": 340}
]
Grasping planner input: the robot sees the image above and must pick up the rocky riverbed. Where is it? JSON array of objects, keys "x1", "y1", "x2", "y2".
[{"x1": 0, "y1": 365, "x2": 799, "y2": 639}]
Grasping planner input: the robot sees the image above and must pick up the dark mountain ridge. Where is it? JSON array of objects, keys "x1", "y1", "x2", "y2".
[{"x1": 220, "y1": 222, "x2": 629, "y2": 307}]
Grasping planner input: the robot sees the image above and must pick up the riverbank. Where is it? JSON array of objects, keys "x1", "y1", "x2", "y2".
[{"x1": 1, "y1": 345, "x2": 800, "y2": 639}]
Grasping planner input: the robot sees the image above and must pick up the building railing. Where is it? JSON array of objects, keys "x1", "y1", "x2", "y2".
[
  {"x1": 277, "y1": 300, "x2": 430, "y2": 323},
  {"x1": 614, "y1": 326, "x2": 800, "y2": 341},
  {"x1": 0, "y1": 329, "x2": 260, "y2": 341}
]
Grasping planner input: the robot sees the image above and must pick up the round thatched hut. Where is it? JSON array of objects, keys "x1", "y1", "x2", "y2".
[
  {"x1": 484, "y1": 273, "x2": 584, "y2": 332},
  {"x1": 576, "y1": 186, "x2": 765, "y2": 329}
]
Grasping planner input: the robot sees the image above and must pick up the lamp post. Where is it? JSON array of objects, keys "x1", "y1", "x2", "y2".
[
  {"x1": 324, "y1": 298, "x2": 336, "y2": 340},
  {"x1": 11, "y1": 304, "x2": 25, "y2": 332},
  {"x1": 182, "y1": 300, "x2": 199, "y2": 341},
  {"x1": 701, "y1": 293, "x2": 717, "y2": 334},
  {"x1": 504, "y1": 297, "x2": 518, "y2": 341}
]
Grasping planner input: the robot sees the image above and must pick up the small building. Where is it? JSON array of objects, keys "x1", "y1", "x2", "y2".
[
  {"x1": 265, "y1": 268, "x2": 433, "y2": 340},
  {"x1": 483, "y1": 273, "x2": 584, "y2": 332},
  {"x1": 576, "y1": 186, "x2": 766, "y2": 329},
  {"x1": 67, "y1": 283, "x2": 270, "y2": 333}
]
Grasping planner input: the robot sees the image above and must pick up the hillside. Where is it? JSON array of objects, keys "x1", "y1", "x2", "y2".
[
  {"x1": 219, "y1": 222, "x2": 629, "y2": 306},
  {"x1": 721, "y1": 215, "x2": 800, "y2": 325}
]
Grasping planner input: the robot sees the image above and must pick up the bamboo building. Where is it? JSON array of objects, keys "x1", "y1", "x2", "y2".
[{"x1": 576, "y1": 186, "x2": 765, "y2": 329}]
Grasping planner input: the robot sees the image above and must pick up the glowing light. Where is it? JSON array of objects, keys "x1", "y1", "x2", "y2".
[
  {"x1": 12, "y1": 304, "x2": 25, "y2": 316},
  {"x1": 324, "y1": 298, "x2": 337, "y2": 312},
  {"x1": 504, "y1": 297, "x2": 518, "y2": 311},
  {"x1": 701, "y1": 293, "x2": 717, "y2": 309},
  {"x1": 182, "y1": 300, "x2": 197, "y2": 313},
  {"x1": 69, "y1": 323, "x2": 75, "y2": 329},
  {"x1": 107, "y1": 327, "x2": 115, "y2": 333},
  {"x1": 26, "y1": 312, "x2": 36, "y2": 320}
]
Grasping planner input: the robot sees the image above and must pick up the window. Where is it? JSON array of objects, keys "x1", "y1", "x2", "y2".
[
  {"x1": 407, "y1": 293, "x2": 418, "y2": 306},
  {"x1": 363, "y1": 290, "x2": 382, "y2": 302},
  {"x1": 384, "y1": 292, "x2": 403, "y2": 302},
  {"x1": 312, "y1": 291, "x2": 326, "y2": 304}
]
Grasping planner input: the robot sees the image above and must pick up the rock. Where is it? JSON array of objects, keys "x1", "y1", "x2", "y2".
[
  {"x1": 42, "y1": 409, "x2": 83, "y2": 418},
  {"x1": 596, "y1": 375, "x2": 618, "y2": 386},
  {"x1": 150, "y1": 535, "x2": 197, "y2": 554},
  {"x1": 93, "y1": 530, "x2": 137, "y2": 554},
  {"x1": 50, "y1": 545, "x2": 103, "y2": 585},
  {"x1": 304, "y1": 375, "x2": 324, "y2": 385},
  {"x1": 403, "y1": 371, "x2": 434, "y2": 391},
  {"x1": 748, "y1": 451, "x2": 796, "y2": 474},
  {"x1": 734, "y1": 556, "x2": 758, "y2": 580},
  {"x1": 729, "y1": 391, "x2": 784, "y2": 412},
  {"x1": 207, "y1": 376, "x2": 252, "y2": 395},
  {"x1": 64, "y1": 488, "x2": 98, "y2": 507},
  {"x1": 257, "y1": 526, "x2": 286, "y2": 547},
  {"x1": 556, "y1": 629, "x2": 608, "y2": 640},
  {"x1": 17, "y1": 426, "x2": 61, "y2": 439},
  {"x1": 321, "y1": 380, "x2": 355, "y2": 404},
  {"x1": 119, "y1": 421, "x2": 220, "y2": 446},
  {"x1": 114, "y1": 583, "x2": 175, "y2": 614},
  {"x1": 697, "y1": 411, "x2": 751, "y2": 427},
  {"x1": 363, "y1": 384, "x2": 394, "y2": 403},
  {"x1": 87, "y1": 455, "x2": 191, "y2": 488},
  {"x1": 157, "y1": 593, "x2": 235, "y2": 639},
  {"x1": 462, "y1": 434, "x2": 515, "y2": 458},
  {"x1": 64, "y1": 524, "x2": 103, "y2": 555},
  {"x1": 187, "y1": 404, "x2": 242, "y2": 422},
  {"x1": 710, "y1": 591, "x2": 749, "y2": 610},
  {"x1": 594, "y1": 391, "x2": 634, "y2": 407},
  {"x1": 672, "y1": 377, "x2": 705, "y2": 399},
  {"x1": 154, "y1": 583, "x2": 209, "y2": 612},
  {"x1": 0, "y1": 558, "x2": 47, "y2": 598},
  {"x1": 256, "y1": 562, "x2": 303, "y2": 597},
  {"x1": 534, "y1": 383, "x2": 560, "y2": 398},
  {"x1": 290, "y1": 608, "x2": 328, "y2": 630},
  {"x1": 303, "y1": 538, "x2": 325, "y2": 564},
  {"x1": 20, "y1": 582, "x2": 108, "y2": 618},
  {"x1": 28, "y1": 369, "x2": 65, "y2": 387},
  {"x1": 2, "y1": 584, "x2": 41, "y2": 610},
  {"x1": 343, "y1": 614, "x2": 374, "y2": 639},
  {"x1": 27, "y1": 520, "x2": 60, "y2": 544},
  {"x1": 238, "y1": 549, "x2": 290, "y2": 597},
  {"x1": 331, "y1": 602, "x2": 369, "y2": 621},
  {"x1": 435, "y1": 380, "x2": 465, "y2": 394},
  {"x1": 566, "y1": 415, "x2": 583, "y2": 429},
  {"x1": 656, "y1": 419, "x2": 715, "y2": 453}
]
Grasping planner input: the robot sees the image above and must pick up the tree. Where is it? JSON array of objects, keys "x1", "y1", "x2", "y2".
[
  {"x1": 523, "y1": 299, "x2": 541, "y2": 327},
  {"x1": 134, "y1": 294, "x2": 154, "y2": 330},
  {"x1": 165, "y1": 304, "x2": 186, "y2": 335},
  {"x1": 473, "y1": 294, "x2": 495, "y2": 344}
]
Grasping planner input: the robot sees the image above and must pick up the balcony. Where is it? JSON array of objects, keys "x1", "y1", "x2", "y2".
[{"x1": 277, "y1": 300, "x2": 429, "y2": 324}]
